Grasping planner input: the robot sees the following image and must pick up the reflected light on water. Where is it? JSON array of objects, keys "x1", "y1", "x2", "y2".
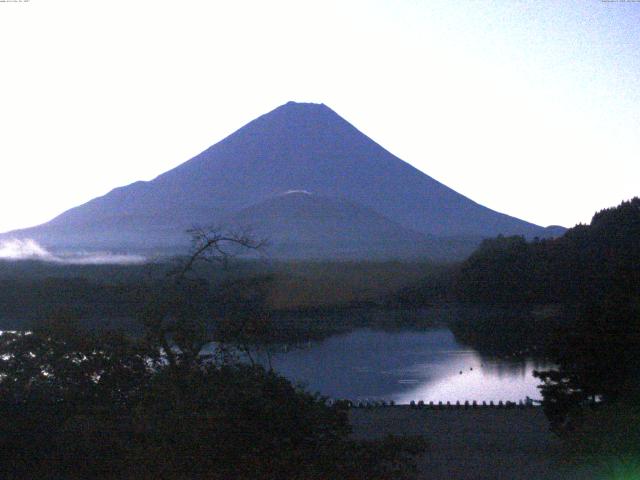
[
  {"x1": 394, "y1": 359, "x2": 545, "y2": 404},
  {"x1": 255, "y1": 328, "x2": 552, "y2": 404}
]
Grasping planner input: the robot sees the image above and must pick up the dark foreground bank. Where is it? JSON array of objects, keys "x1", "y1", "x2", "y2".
[{"x1": 350, "y1": 407, "x2": 610, "y2": 480}]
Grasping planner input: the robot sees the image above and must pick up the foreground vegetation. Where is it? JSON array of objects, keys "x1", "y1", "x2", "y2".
[
  {"x1": 0, "y1": 323, "x2": 427, "y2": 479},
  {"x1": 0, "y1": 234, "x2": 427, "y2": 479}
]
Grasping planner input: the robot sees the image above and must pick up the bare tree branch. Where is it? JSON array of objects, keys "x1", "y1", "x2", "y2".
[
  {"x1": 173, "y1": 226, "x2": 266, "y2": 282},
  {"x1": 142, "y1": 227, "x2": 267, "y2": 371}
]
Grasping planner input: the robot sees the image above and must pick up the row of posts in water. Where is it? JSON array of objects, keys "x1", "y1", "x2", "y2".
[{"x1": 328, "y1": 398, "x2": 538, "y2": 409}]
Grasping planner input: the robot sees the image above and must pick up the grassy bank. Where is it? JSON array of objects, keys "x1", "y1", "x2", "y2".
[{"x1": 0, "y1": 258, "x2": 446, "y2": 329}]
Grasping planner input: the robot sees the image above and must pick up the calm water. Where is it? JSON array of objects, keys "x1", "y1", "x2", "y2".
[{"x1": 253, "y1": 328, "x2": 550, "y2": 404}]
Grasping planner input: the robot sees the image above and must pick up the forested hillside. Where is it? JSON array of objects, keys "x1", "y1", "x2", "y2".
[
  {"x1": 454, "y1": 197, "x2": 640, "y2": 305},
  {"x1": 451, "y1": 198, "x2": 640, "y2": 443}
]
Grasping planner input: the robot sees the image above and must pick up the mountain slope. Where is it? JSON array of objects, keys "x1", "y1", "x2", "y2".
[
  {"x1": 220, "y1": 191, "x2": 479, "y2": 260},
  {"x1": 4, "y1": 101, "x2": 562, "y2": 257}
]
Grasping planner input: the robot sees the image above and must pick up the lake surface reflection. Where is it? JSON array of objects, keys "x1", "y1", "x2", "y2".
[{"x1": 254, "y1": 328, "x2": 549, "y2": 404}]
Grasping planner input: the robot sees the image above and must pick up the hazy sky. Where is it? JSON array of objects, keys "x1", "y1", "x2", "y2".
[{"x1": 1, "y1": 0, "x2": 638, "y2": 233}]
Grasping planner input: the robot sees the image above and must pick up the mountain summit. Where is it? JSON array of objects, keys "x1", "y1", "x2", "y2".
[{"x1": 4, "y1": 101, "x2": 562, "y2": 259}]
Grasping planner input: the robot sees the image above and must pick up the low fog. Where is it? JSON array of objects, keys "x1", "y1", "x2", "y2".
[{"x1": 0, "y1": 239, "x2": 147, "y2": 265}]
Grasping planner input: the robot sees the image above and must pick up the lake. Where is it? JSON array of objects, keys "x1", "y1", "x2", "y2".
[{"x1": 251, "y1": 328, "x2": 550, "y2": 404}]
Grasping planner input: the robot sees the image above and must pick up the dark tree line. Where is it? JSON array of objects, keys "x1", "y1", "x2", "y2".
[
  {"x1": 453, "y1": 198, "x2": 640, "y2": 442},
  {"x1": 454, "y1": 198, "x2": 640, "y2": 306}
]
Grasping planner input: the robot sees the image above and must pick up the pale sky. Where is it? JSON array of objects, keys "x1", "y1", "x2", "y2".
[{"x1": 1, "y1": 0, "x2": 638, "y2": 233}]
